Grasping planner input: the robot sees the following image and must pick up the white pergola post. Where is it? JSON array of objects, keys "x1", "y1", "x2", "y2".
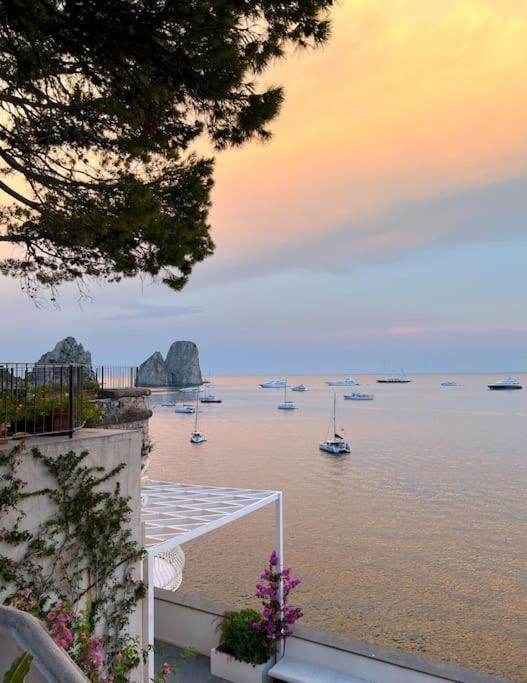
[
  {"x1": 146, "y1": 552, "x2": 155, "y2": 682},
  {"x1": 275, "y1": 492, "x2": 285, "y2": 659}
]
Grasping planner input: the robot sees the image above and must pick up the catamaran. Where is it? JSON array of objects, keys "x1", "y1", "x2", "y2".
[{"x1": 319, "y1": 394, "x2": 351, "y2": 454}]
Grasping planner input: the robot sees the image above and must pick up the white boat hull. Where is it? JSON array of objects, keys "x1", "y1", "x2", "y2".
[
  {"x1": 190, "y1": 432, "x2": 206, "y2": 443},
  {"x1": 319, "y1": 441, "x2": 351, "y2": 454},
  {"x1": 278, "y1": 402, "x2": 297, "y2": 410}
]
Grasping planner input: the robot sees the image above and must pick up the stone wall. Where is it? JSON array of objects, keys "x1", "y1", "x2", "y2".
[{"x1": 91, "y1": 388, "x2": 152, "y2": 471}]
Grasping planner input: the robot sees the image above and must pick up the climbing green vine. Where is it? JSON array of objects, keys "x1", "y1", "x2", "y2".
[{"x1": 0, "y1": 443, "x2": 146, "y2": 681}]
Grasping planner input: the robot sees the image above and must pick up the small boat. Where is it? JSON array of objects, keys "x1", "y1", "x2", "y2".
[
  {"x1": 161, "y1": 401, "x2": 177, "y2": 407},
  {"x1": 174, "y1": 404, "x2": 195, "y2": 414},
  {"x1": 344, "y1": 392, "x2": 374, "y2": 401},
  {"x1": 326, "y1": 376, "x2": 359, "y2": 386},
  {"x1": 260, "y1": 377, "x2": 287, "y2": 388},
  {"x1": 179, "y1": 386, "x2": 202, "y2": 394},
  {"x1": 200, "y1": 395, "x2": 222, "y2": 403},
  {"x1": 190, "y1": 394, "x2": 206, "y2": 443},
  {"x1": 200, "y1": 382, "x2": 222, "y2": 403},
  {"x1": 320, "y1": 394, "x2": 351, "y2": 454},
  {"x1": 190, "y1": 431, "x2": 206, "y2": 443},
  {"x1": 377, "y1": 369, "x2": 411, "y2": 384},
  {"x1": 441, "y1": 380, "x2": 458, "y2": 387},
  {"x1": 488, "y1": 377, "x2": 522, "y2": 390},
  {"x1": 277, "y1": 382, "x2": 297, "y2": 410},
  {"x1": 291, "y1": 384, "x2": 307, "y2": 392}
]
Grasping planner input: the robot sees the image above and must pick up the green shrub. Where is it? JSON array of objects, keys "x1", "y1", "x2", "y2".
[{"x1": 217, "y1": 609, "x2": 271, "y2": 666}]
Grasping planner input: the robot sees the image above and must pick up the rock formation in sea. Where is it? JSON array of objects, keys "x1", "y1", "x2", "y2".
[
  {"x1": 165, "y1": 341, "x2": 202, "y2": 387},
  {"x1": 135, "y1": 341, "x2": 202, "y2": 387},
  {"x1": 136, "y1": 351, "x2": 168, "y2": 387},
  {"x1": 36, "y1": 336, "x2": 95, "y2": 379}
]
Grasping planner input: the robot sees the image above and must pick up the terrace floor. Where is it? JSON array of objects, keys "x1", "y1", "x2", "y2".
[{"x1": 155, "y1": 642, "x2": 225, "y2": 682}]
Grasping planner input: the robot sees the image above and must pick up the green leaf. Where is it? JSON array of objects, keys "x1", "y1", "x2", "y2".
[{"x1": 4, "y1": 652, "x2": 33, "y2": 682}]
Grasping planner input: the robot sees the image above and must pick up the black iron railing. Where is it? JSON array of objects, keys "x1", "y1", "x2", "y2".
[
  {"x1": 0, "y1": 364, "x2": 86, "y2": 438},
  {"x1": 93, "y1": 366, "x2": 138, "y2": 391}
]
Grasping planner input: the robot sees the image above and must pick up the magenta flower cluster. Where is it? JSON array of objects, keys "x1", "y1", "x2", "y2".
[
  {"x1": 251, "y1": 550, "x2": 303, "y2": 649},
  {"x1": 47, "y1": 601, "x2": 74, "y2": 649},
  {"x1": 78, "y1": 631, "x2": 104, "y2": 677}
]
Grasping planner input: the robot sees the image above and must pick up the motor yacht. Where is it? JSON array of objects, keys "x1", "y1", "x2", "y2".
[
  {"x1": 326, "y1": 376, "x2": 359, "y2": 386},
  {"x1": 344, "y1": 392, "x2": 374, "y2": 401},
  {"x1": 260, "y1": 377, "x2": 287, "y2": 388},
  {"x1": 291, "y1": 384, "x2": 307, "y2": 392},
  {"x1": 440, "y1": 380, "x2": 458, "y2": 387},
  {"x1": 488, "y1": 377, "x2": 522, "y2": 390},
  {"x1": 320, "y1": 394, "x2": 351, "y2": 454}
]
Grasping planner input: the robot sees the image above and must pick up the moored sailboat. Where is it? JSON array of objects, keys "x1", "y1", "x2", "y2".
[
  {"x1": 320, "y1": 394, "x2": 351, "y2": 454},
  {"x1": 190, "y1": 393, "x2": 206, "y2": 443}
]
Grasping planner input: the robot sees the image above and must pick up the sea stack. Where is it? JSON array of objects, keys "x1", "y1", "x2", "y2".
[
  {"x1": 36, "y1": 336, "x2": 95, "y2": 379},
  {"x1": 165, "y1": 341, "x2": 202, "y2": 387},
  {"x1": 136, "y1": 351, "x2": 168, "y2": 387},
  {"x1": 135, "y1": 341, "x2": 202, "y2": 387}
]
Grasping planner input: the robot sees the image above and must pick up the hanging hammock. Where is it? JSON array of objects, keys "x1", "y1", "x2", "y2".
[{"x1": 153, "y1": 545, "x2": 186, "y2": 592}]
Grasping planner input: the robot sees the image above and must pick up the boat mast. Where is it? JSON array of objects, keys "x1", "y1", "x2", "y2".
[{"x1": 333, "y1": 393, "x2": 336, "y2": 435}]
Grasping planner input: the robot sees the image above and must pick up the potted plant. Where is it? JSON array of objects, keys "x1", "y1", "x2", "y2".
[{"x1": 210, "y1": 551, "x2": 302, "y2": 683}]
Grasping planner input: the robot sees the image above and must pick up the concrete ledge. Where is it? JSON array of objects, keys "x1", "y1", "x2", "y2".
[
  {"x1": 153, "y1": 591, "x2": 510, "y2": 683},
  {"x1": 0, "y1": 605, "x2": 87, "y2": 682}
]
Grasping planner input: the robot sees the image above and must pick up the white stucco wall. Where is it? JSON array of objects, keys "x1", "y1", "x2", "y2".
[{"x1": 0, "y1": 429, "x2": 144, "y2": 682}]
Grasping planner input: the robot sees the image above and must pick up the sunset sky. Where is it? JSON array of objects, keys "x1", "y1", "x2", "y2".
[{"x1": 1, "y1": 0, "x2": 527, "y2": 373}]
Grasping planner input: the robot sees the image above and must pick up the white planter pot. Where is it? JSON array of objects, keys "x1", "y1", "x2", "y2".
[{"x1": 210, "y1": 647, "x2": 275, "y2": 683}]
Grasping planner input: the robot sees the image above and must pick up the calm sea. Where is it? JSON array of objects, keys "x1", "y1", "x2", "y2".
[{"x1": 147, "y1": 374, "x2": 527, "y2": 682}]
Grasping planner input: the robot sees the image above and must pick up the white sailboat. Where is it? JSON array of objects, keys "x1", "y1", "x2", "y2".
[
  {"x1": 277, "y1": 381, "x2": 297, "y2": 410},
  {"x1": 190, "y1": 393, "x2": 206, "y2": 443},
  {"x1": 320, "y1": 394, "x2": 351, "y2": 454}
]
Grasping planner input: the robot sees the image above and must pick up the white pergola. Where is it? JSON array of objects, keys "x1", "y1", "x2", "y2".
[{"x1": 141, "y1": 481, "x2": 284, "y2": 679}]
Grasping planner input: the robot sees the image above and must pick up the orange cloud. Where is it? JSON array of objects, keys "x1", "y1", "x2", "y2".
[{"x1": 210, "y1": 0, "x2": 527, "y2": 253}]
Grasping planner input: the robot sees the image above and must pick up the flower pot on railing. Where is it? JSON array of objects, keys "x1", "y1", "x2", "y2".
[{"x1": 210, "y1": 647, "x2": 275, "y2": 683}]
